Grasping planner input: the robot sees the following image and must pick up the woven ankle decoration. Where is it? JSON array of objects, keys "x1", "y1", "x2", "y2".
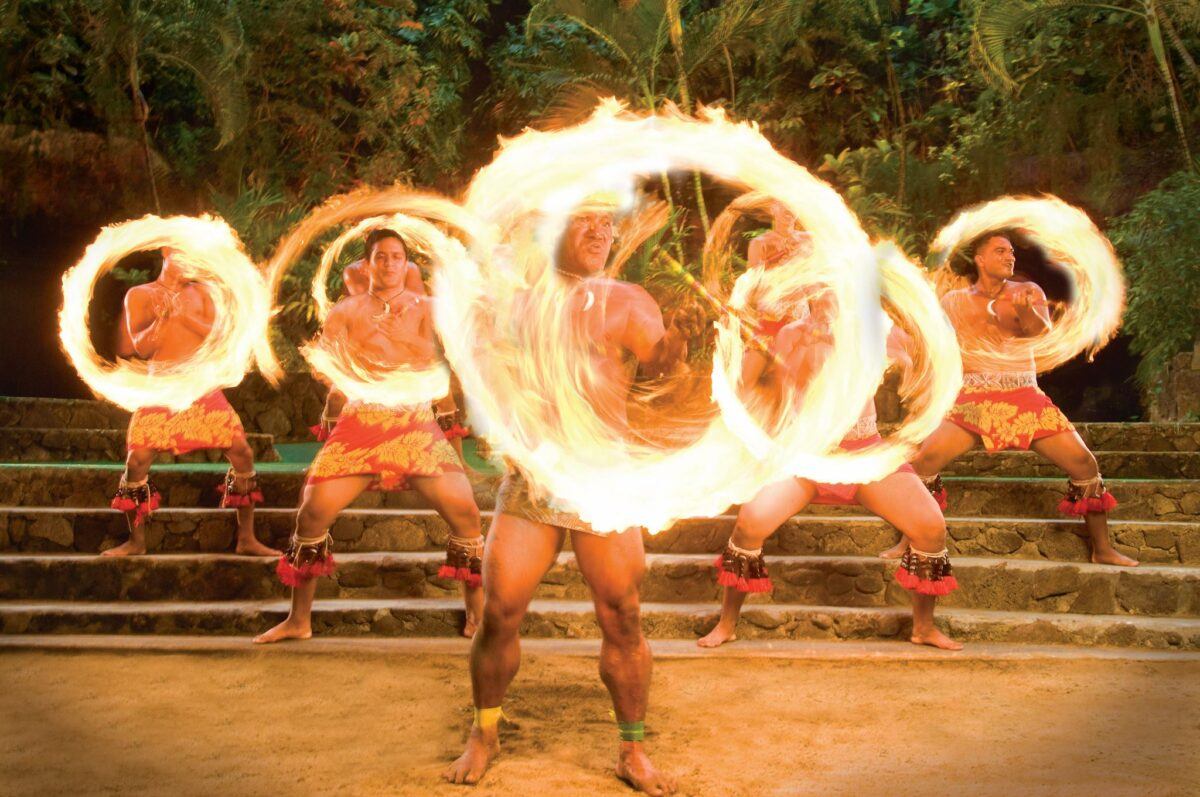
[
  {"x1": 713, "y1": 541, "x2": 772, "y2": 593},
  {"x1": 110, "y1": 474, "x2": 160, "y2": 527},
  {"x1": 923, "y1": 474, "x2": 948, "y2": 511},
  {"x1": 895, "y1": 545, "x2": 959, "y2": 596},
  {"x1": 1058, "y1": 474, "x2": 1118, "y2": 516},
  {"x1": 439, "y1": 534, "x2": 485, "y2": 587},
  {"x1": 219, "y1": 467, "x2": 264, "y2": 508},
  {"x1": 276, "y1": 531, "x2": 337, "y2": 587}
]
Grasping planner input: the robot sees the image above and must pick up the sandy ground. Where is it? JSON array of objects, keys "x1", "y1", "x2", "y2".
[{"x1": 0, "y1": 646, "x2": 1198, "y2": 797}]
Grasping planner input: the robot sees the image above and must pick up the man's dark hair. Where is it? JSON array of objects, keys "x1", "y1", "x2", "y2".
[{"x1": 365, "y1": 228, "x2": 407, "y2": 259}]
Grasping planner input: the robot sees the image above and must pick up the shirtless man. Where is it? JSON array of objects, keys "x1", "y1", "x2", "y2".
[
  {"x1": 696, "y1": 208, "x2": 961, "y2": 651},
  {"x1": 254, "y1": 229, "x2": 485, "y2": 643},
  {"x1": 105, "y1": 248, "x2": 278, "y2": 558},
  {"x1": 444, "y1": 204, "x2": 691, "y2": 795},
  {"x1": 881, "y1": 232, "x2": 1137, "y2": 567}
]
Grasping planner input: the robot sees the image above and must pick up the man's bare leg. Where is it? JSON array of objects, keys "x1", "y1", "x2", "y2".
[
  {"x1": 697, "y1": 478, "x2": 817, "y2": 648},
  {"x1": 1031, "y1": 431, "x2": 1138, "y2": 567},
  {"x1": 880, "y1": 421, "x2": 978, "y2": 559},
  {"x1": 409, "y1": 471, "x2": 485, "y2": 637},
  {"x1": 253, "y1": 475, "x2": 373, "y2": 643},
  {"x1": 225, "y1": 434, "x2": 281, "y2": 557},
  {"x1": 859, "y1": 472, "x2": 962, "y2": 650},
  {"x1": 103, "y1": 448, "x2": 156, "y2": 557},
  {"x1": 572, "y1": 528, "x2": 675, "y2": 796},
  {"x1": 444, "y1": 513, "x2": 562, "y2": 785}
]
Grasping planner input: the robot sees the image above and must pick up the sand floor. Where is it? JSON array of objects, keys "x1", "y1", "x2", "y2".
[{"x1": 0, "y1": 646, "x2": 1197, "y2": 797}]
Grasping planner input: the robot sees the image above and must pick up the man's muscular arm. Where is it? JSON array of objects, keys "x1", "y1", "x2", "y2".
[{"x1": 620, "y1": 285, "x2": 686, "y2": 379}]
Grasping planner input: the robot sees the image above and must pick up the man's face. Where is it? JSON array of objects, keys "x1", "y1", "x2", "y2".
[
  {"x1": 561, "y1": 211, "x2": 614, "y2": 275},
  {"x1": 369, "y1": 237, "x2": 408, "y2": 291},
  {"x1": 974, "y1": 235, "x2": 1015, "y2": 280}
]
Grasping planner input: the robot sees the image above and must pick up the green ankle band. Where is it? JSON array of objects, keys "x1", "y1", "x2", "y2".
[{"x1": 617, "y1": 720, "x2": 645, "y2": 742}]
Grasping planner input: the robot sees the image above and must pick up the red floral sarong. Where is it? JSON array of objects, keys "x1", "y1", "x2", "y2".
[
  {"x1": 947, "y1": 384, "x2": 1074, "y2": 452},
  {"x1": 809, "y1": 434, "x2": 917, "y2": 506},
  {"x1": 127, "y1": 389, "x2": 243, "y2": 454},
  {"x1": 306, "y1": 402, "x2": 462, "y2": 490}
]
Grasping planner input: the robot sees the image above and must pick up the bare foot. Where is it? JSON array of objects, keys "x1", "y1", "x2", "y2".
[
  {"x1": 236, "y1": 538, "x2": 283, "y2": 557},
  {"x1": 1092, "y1": 549, "x2": 1139, "y2": 567},
  {"x1": 462, "y1": 612, "x2": 480, "y2": 639},
  {"x1": 253, "y1": 619, "x2": 311, "y2": 644},
  {"x1": 443, "y1": 726, "x2": 499, "y2": 785},
  {"x1": 101, "y1": 540, "x2": 146, "y2": 557},
  {"x1": 911, "y1": 627, "x2": 963, "y2": 651},
  {"x1": 696, "y1": 621, "x2": 737, "y2": 648},
  {"x1": 616, "y1": 744, "x2": 676, "y2": 796},
  {"x1": 878, "y1": 539, "x2": 907, "y2": 560}
]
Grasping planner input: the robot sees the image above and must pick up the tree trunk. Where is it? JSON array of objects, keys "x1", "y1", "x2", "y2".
[{"x1": 128, "y1": 45, "x2": 162, "y2": 213}]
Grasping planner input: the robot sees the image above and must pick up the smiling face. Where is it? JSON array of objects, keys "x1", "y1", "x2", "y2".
[
  {"x1": 559, "y1": 211, "x2": 614, "y2": 276},
  {"x1": 973, "y1": 234, "x2": 1016, "y2": 281},
  {"x1": 368, "y1": 235, "x2": 408, "y2": 291}
]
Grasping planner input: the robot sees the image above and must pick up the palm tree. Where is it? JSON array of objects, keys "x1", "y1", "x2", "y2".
[
  {"x1": 82, "y1": 0, "x2": 249, "y2": 211},
  {"x1": 974, "y1": 0, "x2": 1198, "y2": 168}
]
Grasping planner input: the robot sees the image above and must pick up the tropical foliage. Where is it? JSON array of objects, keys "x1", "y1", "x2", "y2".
[{"x1": 2, "y1": 0, "x2": 1198, "y2": 384}]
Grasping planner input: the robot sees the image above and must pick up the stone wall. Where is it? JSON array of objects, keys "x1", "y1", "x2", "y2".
[
  {"x1": 226, "y1": 373, "x2": 327, "y2": 442},
  {"x1": 1148, "y1": 344, "x2": 1200, "y2": 422}
]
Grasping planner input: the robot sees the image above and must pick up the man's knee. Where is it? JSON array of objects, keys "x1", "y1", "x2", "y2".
[
  {"x1": 296, "y1": 500, "x2": 334, "y2": 534},
  {"x1": 594, "y1": 592, "x2": 643, "y2": 647},
  {"x1": 734, "y1": 507, "x2": 775, "y2": 543},
  {"x1": 904, "y1": 516, "x2": 947, "y2": 552},
  {"x1": 481, "y1": 593, "x2": 527, "y2": 638},
  {"x1": 1067, "y1": 447, "x2": 1099, "y2": 478}
]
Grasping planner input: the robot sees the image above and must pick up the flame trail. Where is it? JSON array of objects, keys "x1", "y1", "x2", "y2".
[
  {"x1": 440, "y1": 99, "x2": 895, "y2": 533},
  {"x1": 58, "y1": 215, "x2": 270, "y2": 412},
  {"x1": 928, "y1": 196, "x2": 1125, "y2": 372},
  {"x1": 258, "y1": 188, "x2": 482, "y2": 406}
]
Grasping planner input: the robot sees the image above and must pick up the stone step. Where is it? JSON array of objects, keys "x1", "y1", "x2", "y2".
[
  {"x1": 2, "y1": 597, "x2": 1196, "y2": 649},
  {"x1": 943, "y1": 450, "x2": 1200, "y2": 479},
  {"x1": 3, "y1": 507, "x2": 1196, "y2": 565},
  {"x1": 3, "y1": 552, "x2": 1195, "y2": 618},
  {"x1": 0, "y1": 428, "x2": 279, "y2": 463},
  {"x1": 1, "y1": 465, "x2": 1194, "y2": 520},
  {"x1": 0, "y1": 396, "x2": 129, "y2": 430},
  {"x1": 1074, "y1": 422, "x2": 1200, "y2": 453},
  {"x1": 877, "y1": 422, "x2": 1200, "y2": 453}
]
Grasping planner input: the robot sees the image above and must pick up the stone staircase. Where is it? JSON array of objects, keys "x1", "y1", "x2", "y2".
[
  {"x1": 0, "y1": 396, "x2": 279, "y2": 463},
  {"x1": 0, "y1": 413, "x2": 1197, "y2": 653}
]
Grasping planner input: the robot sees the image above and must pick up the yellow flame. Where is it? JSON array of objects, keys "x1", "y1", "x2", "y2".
[
  {"x1": 441, "y1": 99, "x2": 910, "y2": 533},
  {"x1": 58, "y1": 215, "x2": 270, "y2": 412},
  {"x1": 259, "y1": 188, "x2": 481, "y2": 407},
  {"x1": 928, "y1": 196, "x2": 1125, "y2": 372}
]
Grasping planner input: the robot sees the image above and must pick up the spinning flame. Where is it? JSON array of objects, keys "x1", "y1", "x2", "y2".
[
  {"x1": 58, "y1": 215, "x2": 270, "y2": 411},
  {"x1": 439, "y1": 99, "x2": 899, "y2": 533},
  {"x1": 928, "y1": 196, "x2": 1125, "y2": 372},
  {"x1": 259, "y1": 189, "x2": 481, "y2": 407}
]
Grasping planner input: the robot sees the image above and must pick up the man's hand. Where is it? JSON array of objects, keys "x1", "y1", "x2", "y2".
[{"x1": 1011, "y1": 282, "x2": 1041, "y2": 314}]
